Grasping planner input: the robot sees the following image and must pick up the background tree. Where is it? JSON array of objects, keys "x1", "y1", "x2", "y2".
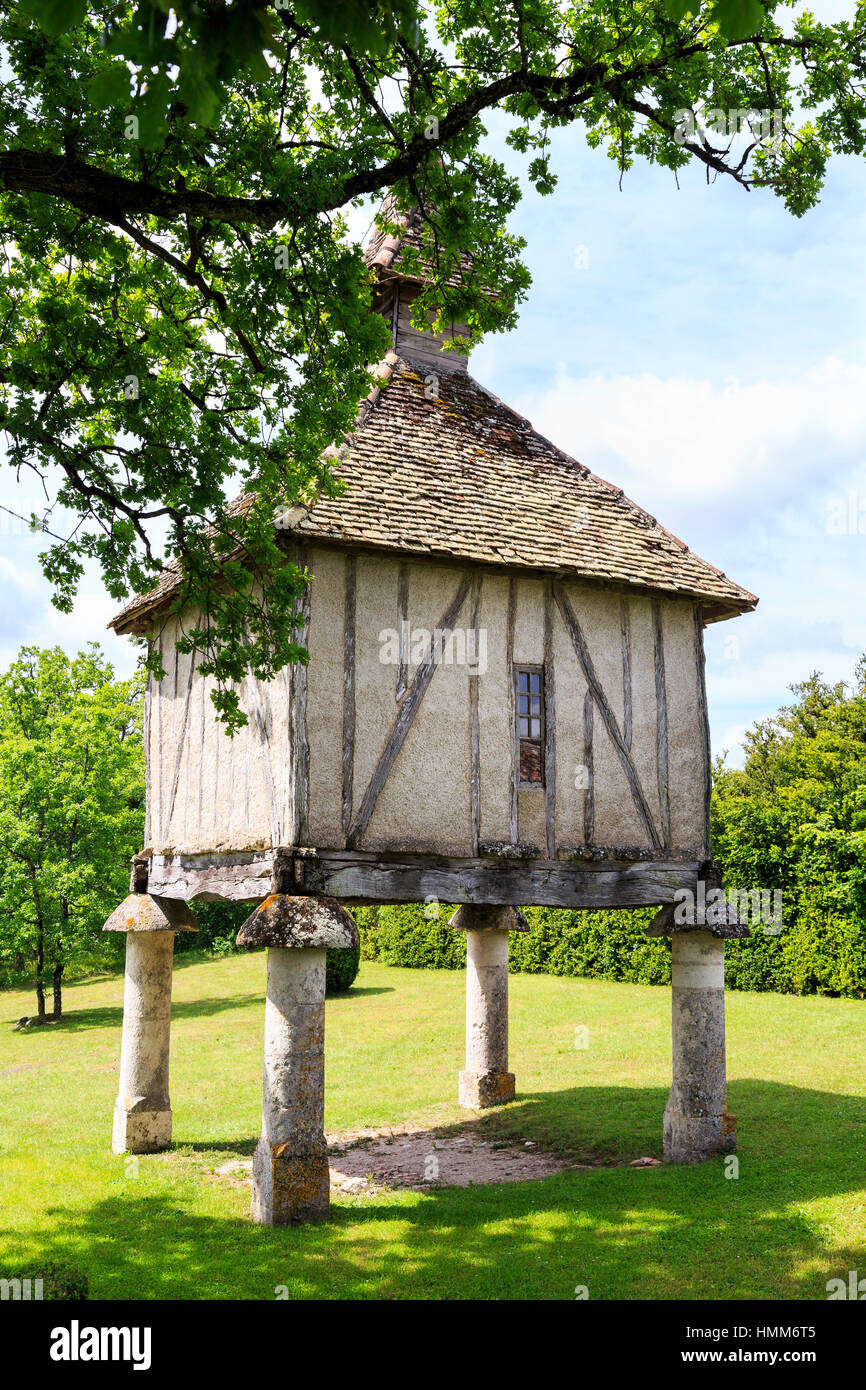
[
  {"x1": 2, "y1": 1, "x2": 865, "y2": 724},
  {"x1": 0, "y1": 645, "x2": 144, "y2": 1020},
  {"x1": 712, "y1": 657, "x2": 866, "y2": 995}
]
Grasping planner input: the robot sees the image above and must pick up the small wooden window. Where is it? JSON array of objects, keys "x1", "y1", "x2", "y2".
[{"x1": 516, "y1": 666, "x2": 544, "y2": 785}]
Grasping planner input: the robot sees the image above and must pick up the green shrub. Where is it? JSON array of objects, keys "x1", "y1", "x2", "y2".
[
  {"x1": 176, "y1": 899, "x2": 248, "y2": 955},
  {"x1": 326, "y1": 944, "x2": 361, "y2": 993},
  {"x1": 783, "y1": 884, "x2": 866, "y2": 996},
  {"x1": 355, "y1": 897, "x2": 866, "y2": 996},
  {"x1": 511, "y1": 907, "x2": 669, "y2": 984}
]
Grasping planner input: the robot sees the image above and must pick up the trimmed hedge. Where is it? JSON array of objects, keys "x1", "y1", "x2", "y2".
[
  {"x1": 355, "y1": 904, "x2": 466, "y2": 969},
  {"x1": 356, "y1": 900, "x2": 866, "y2": 996},
  {"x1": 106, "y1": 878, "x2": 866, "y2": 998},
  {"x1": 509, "y1": 906, "x2": 670, "y2": 984},
  {"x1": 357, "y1": 902, "x2": 671, "y2": 984}
]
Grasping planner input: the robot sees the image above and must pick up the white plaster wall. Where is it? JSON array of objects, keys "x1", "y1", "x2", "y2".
[
  {"x1": 305, "y1": 546, "x2": 349, "y2": 848},
  {"x1": 349, "y1": 552, "x2": 402, "y2": 831},
  {"x1": 477, "y1": 572, "x2": 511, "y2": 844},
  {"x1": 143, "y1": 549, "x2": 711, "y2": 862},
  {"x1": 551, "y1": 594, "x2": 589, "y2": 848},
  {"x1": 149, "y1": 612, "x2": 280, "y2": 855},
  {"x1": 357, "y1": 558, "x2": 473, "y2": 854},
  {"x1": 628, "y1": 594, "x2": 660, "y2": 839},
  {"x1": 661, "y1": 598, "x2": 709, "y2": 856},
  {"x1": 569, "y1": 584, "x2": 651, "y2": 847}
]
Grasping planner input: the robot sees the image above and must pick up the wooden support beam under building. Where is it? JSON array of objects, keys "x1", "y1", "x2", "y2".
[{"x1": 145, "y1": 846, "x2": 703, "y2": 908}]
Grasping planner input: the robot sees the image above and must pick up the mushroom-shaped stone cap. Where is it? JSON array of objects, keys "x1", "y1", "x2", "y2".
[
  {"x1": 448, "y1": 905, "x2": 530, "y2": 932},
  {"x1": 645, "y1": 900, "x2": 750, "y2": 940},
  {"x1": 103, "y1": 893, "x2": 198, "y2": 933},
  {"x1": 237, "y1": 894, "x2": 359, "y2": 950}
]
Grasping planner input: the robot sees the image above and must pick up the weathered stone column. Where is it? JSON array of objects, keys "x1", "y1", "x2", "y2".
[
  {"x1": 664, "y1": 931, "x2": 735, "y2": 1162},
  {"x1": 237, "y1": 894, "x2": 358, "y2": 1226},
  {"x1": 103, "y1": 894, "x2": 197, "y2": 1154},
  {"x1": 648, "y1": 890, "x2": 748, "y2": 1163},
  {"x1": 449, "y1": 904, "x2": 529, "y2": 1108}
]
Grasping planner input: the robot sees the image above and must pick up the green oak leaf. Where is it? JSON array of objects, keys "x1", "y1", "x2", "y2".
[
  {"x1": 712, "y1": 0, "x2": 766, "y2": 38},
  {"x1": 663, "y1": 0, "x2": 695, "y2": 20},
  {"x1": 176, "y1": 66, "x2": 221, "y2": 127},
  {"x1": 87, "y1": 64, "x2": 132, "y2": 111},
  {"x1": 19, "y1": 0, "x2": 87, "y2": 36}
]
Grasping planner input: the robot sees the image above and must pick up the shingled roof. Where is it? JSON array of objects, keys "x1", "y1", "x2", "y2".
[
  {"x1": 110, "y1": 349, "x2": 757, "y2": 634},
  {"x1": 364, "y1": 196, "x2": 476, "y2": 290},
  {"x1": 110, "y1": 198, "x2": 756, "y2": 634}
]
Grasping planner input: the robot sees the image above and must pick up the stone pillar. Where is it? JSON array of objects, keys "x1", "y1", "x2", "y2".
[
  {"x1": 664, "y1": 930, "x2": 736, "y2": 1163},
  {"x1": 449, "y1": 904, "x2": 529, "y2": 1109},
  {"x1": 253, "y1": 947, "x2": 329, "y2": 1225},
  {"x1": 647, "y1": 890, "x2": 748, "y2": 1163},
  {"x1": 103, "y1": 894, "x2": 197, "y2": 1154},
  {"x1": 237, "y1": 893, "x2": 358, "y2": 1226}
]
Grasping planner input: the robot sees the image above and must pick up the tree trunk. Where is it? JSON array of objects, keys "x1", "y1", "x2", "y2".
[
  {"x1": 34, "y1": 930, "x2": 46, "y2": 1022},
  {"x1": 52, "y1": 960, "x2": 63, "y2": 1019},
  {"x1": 53, "y1": 901, "x2": 69, "y2": 1020}
]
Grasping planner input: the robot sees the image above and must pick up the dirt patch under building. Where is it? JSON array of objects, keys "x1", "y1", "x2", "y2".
[{"x1": 211, "y1": 1125, "x2": 661, "y2": 1194}]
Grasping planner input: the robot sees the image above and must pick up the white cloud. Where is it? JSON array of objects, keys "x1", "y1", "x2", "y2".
[
  {"x1": 507, "y1": 356, "x2": 866, "y2": 523},
  {"x1": 0, "y1": 553, "x2": 42, "y2": 596},
  {"x1": 0, "y1": 569, "x2": 138, "y2": 677}
]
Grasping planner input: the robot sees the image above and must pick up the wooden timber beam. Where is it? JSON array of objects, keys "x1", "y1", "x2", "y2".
[{"x1": 146, "y1": 847, "x2": 702, "y2": 909}]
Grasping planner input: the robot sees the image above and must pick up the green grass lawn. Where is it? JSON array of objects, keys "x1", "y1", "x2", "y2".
[{"x1": 1, "y1": 952, "x2": 865, "y2": 1300}]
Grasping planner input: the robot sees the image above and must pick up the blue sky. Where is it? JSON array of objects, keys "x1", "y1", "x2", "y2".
[
  {"x1": 3, "y1": 1, "x2": 865, "y2": 769},
  {"x1": 471, "y1": 127, "x2": 866, "y2": 766}
]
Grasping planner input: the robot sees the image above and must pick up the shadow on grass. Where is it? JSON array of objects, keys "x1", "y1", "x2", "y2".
[
  {"x1": 11, "y1": 994, "x2": 269, "y2": 1034},
  {"x1": 468, "y1": 1076, "x2": 866, "y2": 1169},
  {"x1": 327, "y1": 986, "x2": 394, "y2": 999},
  {"x1": 175, "y1": 1137, "x2": 259, "y2": 1157},
  {"x1": 6, "y1": 980, "x2": 395, "y2": 1035},
  {"x1": 12, "y1": 1081, "x2": 866, "y2": 1301}
]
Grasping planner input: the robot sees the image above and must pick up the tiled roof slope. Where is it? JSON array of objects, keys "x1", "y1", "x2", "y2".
[{"x1": 110, "y1": 354, "x2": 757, "y2": 633}]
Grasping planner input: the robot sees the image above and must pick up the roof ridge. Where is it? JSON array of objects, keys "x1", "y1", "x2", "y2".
[{"x1": 322, "y1": 350, "x2": 401, "y2": 467}]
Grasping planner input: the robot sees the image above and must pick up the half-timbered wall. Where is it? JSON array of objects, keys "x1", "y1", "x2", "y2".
[{"x1": 143, "y1": 545, "x2": 711, "y2": 864}]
